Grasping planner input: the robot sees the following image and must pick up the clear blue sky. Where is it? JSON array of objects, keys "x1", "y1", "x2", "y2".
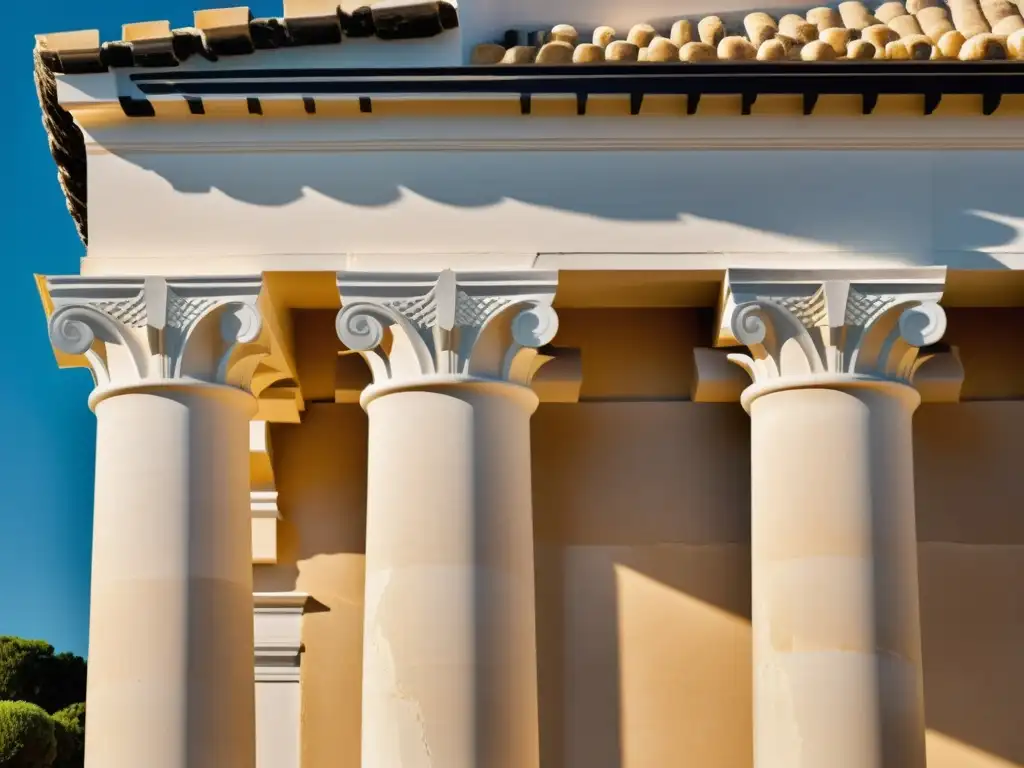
[{"x1": 0, "y1": 1, "x2": 280, "y2": 657}]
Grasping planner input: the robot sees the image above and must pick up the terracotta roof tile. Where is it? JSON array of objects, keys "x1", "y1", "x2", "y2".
[
  {"x1": 472, "y1": 0, "x2": 1024, "y2": 64},
  {"x1": 35, "y1": 0, "x2": 459, "y2": 74}
]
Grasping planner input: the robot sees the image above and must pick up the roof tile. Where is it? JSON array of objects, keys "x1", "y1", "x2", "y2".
[{"x1": 470, "y1": 0, "x2": 1024, "y2": 64}]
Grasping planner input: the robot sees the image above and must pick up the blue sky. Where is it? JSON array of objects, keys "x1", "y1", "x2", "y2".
[{"x1": 0, "y1": 1, "x2": 281, "y2": 657}]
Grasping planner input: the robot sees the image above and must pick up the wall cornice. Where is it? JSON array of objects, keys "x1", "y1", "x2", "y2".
[{"x1": 82, "y1": 115, "x2": 1024, "y2": 153}]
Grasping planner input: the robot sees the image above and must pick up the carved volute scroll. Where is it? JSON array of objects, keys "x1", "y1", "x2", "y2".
[
  {"x1": 717, "y1": 268, "x2": 949, "y2": 387},
  {"x1": 45, "y1": 275, "x2": 267, "y2": 393},
  {"x1": 336, "y1": 270, "x2": 560, "y2": 389}
]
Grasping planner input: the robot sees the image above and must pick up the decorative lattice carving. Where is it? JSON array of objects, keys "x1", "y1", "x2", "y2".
[
  {"x1": 45, "y1": 276, "x2": 264, "y2": 392},
  {"x1": 722, "y1": 269, "x2": 948, "y2": 388},
  {"x1": 337, "y1": 270, "x2": 559, "y2": 388},
  {"x1": 92, "y1": 294, "x2": 148, "y2": 329}
]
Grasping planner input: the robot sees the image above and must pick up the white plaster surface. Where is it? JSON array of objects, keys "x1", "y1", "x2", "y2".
[{"x1": 85, "y1": 135, "x2": 1024, "y2": 269}]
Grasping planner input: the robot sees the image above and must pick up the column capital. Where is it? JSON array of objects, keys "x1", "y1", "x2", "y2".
[
  {"x1": 716, "y1": 268, "x2": 949, "y2": 398},
  {"x1": 336, "y1": 270, "x2": 560, "y2": 398},
  {"x1": 42, "y1": 275, "x2": 268, "y2": 403}
]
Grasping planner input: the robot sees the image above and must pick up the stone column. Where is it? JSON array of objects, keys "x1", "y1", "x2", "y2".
[
  {"x1": 718, "y1": 269, "x2": 950, "y2": 768},
  {"x1": 44, "y1": 276, "x2": 268, "y2": 768},
  {"x1": 337, "y1": 270, "x2": 561, "y2": 768}
]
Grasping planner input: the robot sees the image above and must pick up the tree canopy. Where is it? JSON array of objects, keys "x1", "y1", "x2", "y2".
[
  {"x1": 0, "y1": 637, "x2": 86, "y2": 716},
  {"x1": 0, "y1": 701, "x2": 57, "y2": 768},
  {"x1": 50, "y1": 704, "x2": 85, "y2": 768},
  {"x1": 0, "y1": 638, "x2": 86, "y2": 767}
]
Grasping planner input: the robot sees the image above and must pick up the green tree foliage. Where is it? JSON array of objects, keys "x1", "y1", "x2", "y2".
[
  {"x1": 0, "y1": 638, "x2": 86, "y2": 715},
  {"x1": 51, "y1": 704, "x2": 84, "y2": 768},
  {"x1": 0, "y1": 701, "x2": 57, "y2": 768}
]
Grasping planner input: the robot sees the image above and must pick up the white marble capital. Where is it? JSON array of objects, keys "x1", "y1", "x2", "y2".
[
  {"x1": 44, "y1": 275, "x2": 266, "y2": 404},
  {"x1": 716, "y1": 268, "x2": 948, "y2": 406},
  {"x1": 336, "y1": 270, "x2": 560, "y2": 402}
]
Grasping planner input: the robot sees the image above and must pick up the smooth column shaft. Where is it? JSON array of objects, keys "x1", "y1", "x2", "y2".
[
  {"x1": 86, "y1": 386, "x2": 256, "y2": 768},
  {"x1": 749, "y1": 385, "x2": 926, "y2": 768},
  {"x1": 361, "y1": 385, "x2": 541, "y2": 768}
]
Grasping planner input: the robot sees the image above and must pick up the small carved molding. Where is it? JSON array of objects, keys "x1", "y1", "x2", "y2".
[
  {"x1": 336, "y1": 270, "x2": 562, "y2": 389},
  {"x1": 253, "y1": 592, "x2": 309, "y2": 683},
  {"x1": 716, "y1": 268, "x2": 949, "y2": 388},
  {"x1": 45, "y1": 275, "x2": 267, "y2": 393}
]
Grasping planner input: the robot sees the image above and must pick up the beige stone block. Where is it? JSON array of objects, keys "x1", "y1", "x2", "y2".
[
  {"x1": 744, "y1": 12, "x2": 779, "y2": 46},
  {"x1": 875, "y1": 1, "x2": 909, "y2": 22},
  {"x1": 863, "y1": 23, "x2": 899, "y2": 48},
  {"x1": 839, "y1": 0, "x2": 880, "y2": 29},
  {"x1": 807, "y1": 6, "x2": 844, "y2": 30},
  {"x1": 718, "y1": 35, "x2": 757, "y2": 60},
  {"x1": 606, "y1": 40, "x2": 640, "y2": 61},
  {"x1": 502, "y1": 45, "x2": 537, "y2": 64},
  {"x1": 886, "y1": 38, "x2": 912, "y2": 56},
  {"x1": 252, "y1": 517, "x2": 279, "y2": 565},
  {"x1": 646, "y1": 37, "x2": 680, "y2": 61},
  {"x1": 802, "y1": 38, "x2": 839, "y2": 58},
  {"x1": 821, "y1": 26, "x2": 856, "y2": 54},
  {"x1": 670, "y1": 19, "x2": 693, "y2": 46},
  {"x1": 627, "y1": 23, "x2": 658, "y2": 47},
  {"x1": 949, "y1": 0, "x2": 992, "y2": 36},
  {"x1": 35, "y1": 29, "x2": 100, "y2": 52},
  {"x1": 194, "y1": 6, "x2": 252, "y2": 32},
  {"x1": 917, "y1": 6, "x2": 955, "y2": 41},
  {"x1": 536, "y1": 41, "x2": 574, "y2": 64},
  {"x1": 1009, "y1": 26, "x2": 1024, "y2": 56},
  {"x1": 698, "y1": 15, "x2": 726, "y2": 46},
  {"x1": 907, "y1": 0, "x2": 942, "y2": 11},
  {"x1": 592, "y1": 25, "x2": 616, "y2": 47},
  {"x1": 847, "y1": 38, "x2": 878, "y2": 56},
  {"x1": 780, "y1": 14, "x2": 819, "y2": 42},
  {"x1": 992, "y1": 14, "x2": 1024, "y2": 34},
  {"x1": 937, "y1": 28, "x2": 967, "y2": 55},
  {"x1": 890, "y1": 13, "x2": 925, "y2": 36},
  {"x1": 980, "y1": 0, "x2": 1021, "y2": 28},
  {"x1": 550, "y1": 23, "x2": 578, "y2": 45},
  {"x1": 758, "y1": 38, "x2": 790, "y2": 59},
  {"x1": 903, "y1": 32, "x2": 936, "y2": 56},
  {"x1": 282, "y1": 0, "x2": 339, "y2": 17},
  {"x1": 692, "y1": 349, "x2": 749, "y2": 402},
  {"x1": 471, "y1": 43, "x2": 505, "y2": 64},
  {"x1": 958, "y1": 31, "x2": 1008, "y2": 56},
  {"x1": 572, "y1": 43, "x2": 605, "y2": 63},
  {"x1": 680, "y1": 41, "x2": 718, "y2": 60},
  {"x1": 122, "y1": 21, "x2": 172, "y2": 41}
]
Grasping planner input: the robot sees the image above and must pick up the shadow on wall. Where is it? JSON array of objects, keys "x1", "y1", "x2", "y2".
[
  {"x1": 915, "y1": 404, "x2": 1024, "y2": 768},
  {"x1": 532, "y1": 402, "x2": 755, "y2": 768},
  {"x1": 533, "y1": 400, "x2": 1024, "y2": 768},
  {"x1": 125, "y1": 147, "x2": 1024, "y2": 265}
]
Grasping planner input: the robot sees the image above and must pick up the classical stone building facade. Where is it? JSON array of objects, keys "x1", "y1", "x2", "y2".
[{"x1": 33, "y1": 1, "x2": 1024, "y2": 767}]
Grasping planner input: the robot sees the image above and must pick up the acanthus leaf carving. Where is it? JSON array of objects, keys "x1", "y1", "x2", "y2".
[
  {"x1": 718, "y1": 269, "x2": 948, "y2": 388},
  {"x1": 44, "y1": 275, "x2": 267, "y2": 394},
  {"x1": 336, "y1": 270, "x2": 560, "y2": 389}
]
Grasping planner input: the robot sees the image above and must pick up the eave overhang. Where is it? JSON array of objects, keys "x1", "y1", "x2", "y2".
[{"x1": 121, "y1": 60, "x2": 1024, "y2": 116}]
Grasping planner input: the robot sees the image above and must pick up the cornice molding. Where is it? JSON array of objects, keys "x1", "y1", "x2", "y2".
[
  {"x1": 716, "y1": 268, "x2": 949, "y2": 395},
  {"x1": 253, "y1": 592, "x2": 309, "y2": 683},
  {"x1": 336, "y1": 270, "x2": 565, "y2": 397},
  {"x1": 84, "y1": 118, "x2": 1024, "y2": 154}
]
